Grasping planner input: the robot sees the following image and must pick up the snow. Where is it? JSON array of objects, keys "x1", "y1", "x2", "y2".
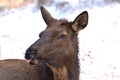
[
  {"x1": 0, "y1": 5, "x2": 46, "y2": 59},
  {"x1": 79, "y1": 4, "x2": 120, "y2": 80},
  {"x1": 0, "y1": 2, "x2": 120, "y2": 80}
]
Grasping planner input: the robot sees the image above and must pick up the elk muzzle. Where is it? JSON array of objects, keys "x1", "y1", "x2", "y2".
[{"x1": 25, "y1": 48, "x2": 37, "y2": 60}]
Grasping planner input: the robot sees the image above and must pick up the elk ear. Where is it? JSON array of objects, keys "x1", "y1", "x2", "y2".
[
  {"x1": 72, "y1": 11, "x2": 88, "y2": 33},
  {"x1": 40, "y1": 6, "x2": 55, "y2": 25}
]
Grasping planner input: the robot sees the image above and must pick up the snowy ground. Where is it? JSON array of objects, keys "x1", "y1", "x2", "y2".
[
  {"x1": 0, "y1": 3, "x2": 120, "y2": 80},
  {"x1": 79, "y1": 4, "x2": 120, "y2": 80}
]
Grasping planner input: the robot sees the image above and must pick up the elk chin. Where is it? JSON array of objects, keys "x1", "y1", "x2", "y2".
[
  {"x1": 29, "y1": 58, "x2": 47, "y2": 65},
  {"x1": 29, "y1": 59, "x2": 39, "y2": 65}
]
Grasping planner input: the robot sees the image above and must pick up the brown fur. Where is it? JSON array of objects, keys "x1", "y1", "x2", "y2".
[
  {"x1": 0, "y1": 59, "x2": 39, "y2": 80},
  {"x1": 47, "y1": 64, "x2": 68, "y2": 80},
  {"x1": 0, "y1": 6, "x2": 88, "y2": 80},
  {"x1": 0, "y1": 59, "x2": 53, "y2": 80}
]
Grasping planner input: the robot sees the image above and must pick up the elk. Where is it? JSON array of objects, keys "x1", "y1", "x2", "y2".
[
  {"x1": 25, "y1": 6, "x2": 88, "y2": 80},
  {"x1": 0, "y1": 6, "x2": 88, "y2": 80}
]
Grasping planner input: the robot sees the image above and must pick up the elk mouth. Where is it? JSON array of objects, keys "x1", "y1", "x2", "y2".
[
  {"x1": 25, "y1": 54, "x2": 47, "y2": 65},
  {"x1": 25, "y1": 49, "x2": 47, "y2": 65}
]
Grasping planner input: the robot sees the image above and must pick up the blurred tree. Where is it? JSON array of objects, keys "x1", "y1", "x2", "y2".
[
  {"x1": 37, "y1": 0, "x2": 54, "y2": 7},
  {"x1": 0, "y1": 0, "x2": 120, "y2": 13},
  {"x1": 0, "y1": 0, "x2": 34, "y2": 12},
  {"x1": 56, "y1": 2, "x2": 69, "y2": 9},
  {"x1": 104, "y1": 0, "x2": 120, "y2": 3}
]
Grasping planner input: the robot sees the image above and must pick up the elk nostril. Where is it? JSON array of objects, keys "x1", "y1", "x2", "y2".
[
  {"x1": 30, "y1": 50, "x2": 36, "y2": 58},
  {"x1": 25, "y1": 49, "x2": 37, "y2": 60}
]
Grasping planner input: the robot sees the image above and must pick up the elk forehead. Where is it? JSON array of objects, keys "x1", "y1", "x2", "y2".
[{"x1": 45, "y1": 21, "x2": 72, "y2": 37}]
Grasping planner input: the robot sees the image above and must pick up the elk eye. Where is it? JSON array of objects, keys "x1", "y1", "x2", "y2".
[{"x1": 59, "y1": 34, "x2": 67, "y2": 39}]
